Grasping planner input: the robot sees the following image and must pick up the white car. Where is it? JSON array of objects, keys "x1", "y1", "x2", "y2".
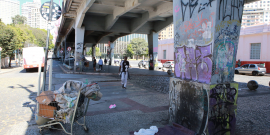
[
  {"x1": 157, "y1": 61, "x2": 163, "y2": 69},
  {"x1": 163, "y1": 61, "x2": 174, "y2": 68}
]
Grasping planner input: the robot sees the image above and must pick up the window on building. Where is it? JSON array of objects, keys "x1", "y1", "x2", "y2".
[
  {"x1": 250, "y1": 43, "x2": 261, "y2": 59},
  {"x1": 163, "y1": 50, "x2": 166, "y2": 59}
]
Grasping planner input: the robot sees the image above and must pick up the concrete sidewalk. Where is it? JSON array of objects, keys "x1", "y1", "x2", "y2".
[
  {"x1": 60, "y1": 61, "x2": 171, "y2": 76},
  {"x1": 0, "y1": 60, "x2": 23, "y2": 74}
]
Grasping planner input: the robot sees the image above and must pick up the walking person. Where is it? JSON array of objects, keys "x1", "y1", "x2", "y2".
[
  {"x1": 93, "y1": 57, "x2": 96, "y2": 71},
  {"x1": 119, "y1": 56, "x2": 129, "y2": 89},
  {"x1": 104, "y1": 57, "x2": 107, "y2": 65},
  {"x1": 98, "y1": 57, "x2": 103, "y2": 70}
]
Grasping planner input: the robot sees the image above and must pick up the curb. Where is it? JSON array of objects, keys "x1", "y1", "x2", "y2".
[
  {"x1": 59, "y1": 64, "x2": 172, "y2": 77},
  {"x1": 0, "y1": 66, "x2": 23, "y2": 75}
]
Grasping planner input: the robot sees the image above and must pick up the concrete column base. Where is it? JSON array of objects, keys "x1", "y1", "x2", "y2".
[{"x1": 169, "y1": 77, "x2": 238, "y2": 134}]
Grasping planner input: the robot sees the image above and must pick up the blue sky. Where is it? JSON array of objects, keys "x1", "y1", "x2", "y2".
[{"x1": 19, "y1": 0, "x2": 63, "y2": 15}]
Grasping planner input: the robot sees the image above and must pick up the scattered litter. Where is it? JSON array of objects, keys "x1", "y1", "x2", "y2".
[
  {"x1": 36, "y1": 80, "x2": 102, "y2": 124},
  {"x1": 109, "y1": 104, "x2": 116, "y2": 109},
  {"x1": 134, "y1": 126, "x2": 158, "y2": 135}
]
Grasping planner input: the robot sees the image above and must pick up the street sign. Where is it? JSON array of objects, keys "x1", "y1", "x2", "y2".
[
  {"x1": 67, "y1": 47, "x2": 72, "y2": 51},
  {"x1": 60, "y1": 50, "x2": 63, "y2": 53},
  {"x1": 0, "y1": 47, "x2": 2, "y2": 51},
  {"x1": 40, "y1": 1, "x2": 61, "y2": 21}
]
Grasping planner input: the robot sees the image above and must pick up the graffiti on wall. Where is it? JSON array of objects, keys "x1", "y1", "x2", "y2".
[
  {"x1": 218, "y1": 0, "x2": 245, "y2": 23},
  {"x1": 175, "y1": 43, "x2": 212, "y2": 84},
  {"x1": 169, "y1": 78, "x2": 209, "y2": 134},
  {"x1": 211, "y1": 0, "x2": 244, "y2": 83},
  {"x1": 208, "y1": 83, "x2": 238, "y2": 135}
]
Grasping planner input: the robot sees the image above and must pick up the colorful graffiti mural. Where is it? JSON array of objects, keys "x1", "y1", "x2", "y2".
[
  {"x1": 175, "y1": 43, "x2": 212, "y2": 84},
  {"x1": 208, "y1": 83, "x2": 238, "y2": 135}
]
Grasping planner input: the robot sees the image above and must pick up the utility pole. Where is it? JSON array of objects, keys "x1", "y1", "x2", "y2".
[{"x1": 42, "y1": 0, "x2": 53, "y2": 92}]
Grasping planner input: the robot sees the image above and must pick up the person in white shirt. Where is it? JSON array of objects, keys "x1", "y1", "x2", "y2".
[
  {"x1": 119, "y1": 56, "x2": 129, "y2": 89},
  {"x1": 98, "y1": 57, "x2": 103, "y2": 70}
]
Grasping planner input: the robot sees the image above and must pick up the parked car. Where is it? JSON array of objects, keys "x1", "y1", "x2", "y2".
[
  {"x1": 138, "y1": 60, "x2": 148, "y2": 68},
  {"x1": 64, "y1": 56, "x2": 75, "y2": 65},
  {"x1": 157, "y1": 61, "x2": 163, "y2": 69},
  {"x1": 235, "y1": 64, "x2": 266, "y2": 76},
  {"x1": 163, "y1": 61, "x2": 174, "y2": 68}
]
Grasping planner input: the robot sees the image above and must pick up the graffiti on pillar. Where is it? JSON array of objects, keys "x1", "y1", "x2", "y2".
[
  {"x1": 169, "y1": 78, "x2": 209, "y2": 134},
  {"x1": 174, "y1": 43, "x2": 212, "y2": 84},
  {"x1": 208, "y1": 83, "x2": 238, "y2": 135},
  {"x1": 212, "y1": 0, "x2": 244, "y2": 83},
  {"x1": 218, "y1": 0, "x2": 245, "y2": 23},
  {"x1": 76, "y1": 42, "x2": 83, "y2": 52}
]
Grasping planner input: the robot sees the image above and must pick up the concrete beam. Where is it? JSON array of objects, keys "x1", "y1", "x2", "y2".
[
  {"x1": 153, "y1": 16, "x2": 173, "y2": 32},
  {"x1": 111, "y1": 33, "x2": 130, "y2": 42},
  {"x1": 131, "y1": 2, "x2": 172, "y2": 33},
  {"x1": 96, "y1": 32, "x2": 113, "y2": 43},
  {"x1": 75, "y1": 0, "x2": 96, "y2": 28},
  {"x1": 105, "y1": 0, "x2": 145, "y2": 31}
]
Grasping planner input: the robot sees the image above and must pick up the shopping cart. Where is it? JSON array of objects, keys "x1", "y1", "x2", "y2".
[{"x1": 36, "y1": 82, "x2": 100, "y2": 134}]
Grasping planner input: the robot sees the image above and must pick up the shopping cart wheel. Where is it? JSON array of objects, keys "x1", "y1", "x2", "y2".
[
  {"x1": 83, "y1": 126, "x2": 88, "y2": 131},
  {"x1": 39, "y1": 129, "x2": 43, "y2": 134}
]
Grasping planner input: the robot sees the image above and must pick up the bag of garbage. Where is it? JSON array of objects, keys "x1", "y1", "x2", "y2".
[{"x1": 134, "y1": 126, "x2": 158, "y2": 135}]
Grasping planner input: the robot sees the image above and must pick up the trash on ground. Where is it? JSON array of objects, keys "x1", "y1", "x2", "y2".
[
  {"x1": 36, "y1": 80, "x2": 102, "y2": 123},
  {"x1": 109, "y1": 104, "x2": 116, "y2": 109},
  {"x1": 134, "y1": 126, "x2": 158, "y2": 135}
]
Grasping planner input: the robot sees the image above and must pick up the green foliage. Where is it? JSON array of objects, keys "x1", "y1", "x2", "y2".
[
  {"x1": 96, "y1": 47, "x2": 101, "y2": 57},
  {"x1": 87, "y1": 48, "x2": 92, "y2": 56},
  {"x1": 12, "y1": 15, "x2": 27, "y2": 25},
  {"x1": 126, "y1": 44, "x2": 134, "y2": 58},
  {"x1": 0, "y1": 22, "x2": 54, "y2": 67},
  {"x1": 129, "y1": 38, "x2": 148, "y2": 59},
  {"x1": 86, "y1": 47, "x2": 101, "y2": 56},
  {"x1": 0, "y1": 23, "x2": 17, "y2": 59}
]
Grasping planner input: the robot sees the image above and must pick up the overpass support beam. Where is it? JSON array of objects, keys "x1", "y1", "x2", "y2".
[
  {"x1": 148, "y1": 31, "x2": 158, "y2": 70},
  {"x1": 109, "y1": 42, "x2": 115, "y2": 66},
  {"x1": 74, "y1": 26, "x2": 85, "y2": 72},
  {"x1": 92, "y1": 45, "x2": 96, "y2": 58},
  {"x1": 169, "y1": 0, "x2": 244, "y2": 134}
]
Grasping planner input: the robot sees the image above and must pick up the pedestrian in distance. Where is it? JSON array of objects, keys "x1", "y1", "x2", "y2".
[
  {"x1": 93, "y1": 56, "x2": 96, "y2": 71},
  {"x1": 104, "y1": 57, "x2": 107, "y2": 65},
  {"x1": 119, "y1": 56, "x2": 129, "y2": 89},
  {"x1": 98, "y1": 57, "x2": 103, "y2": 70}
]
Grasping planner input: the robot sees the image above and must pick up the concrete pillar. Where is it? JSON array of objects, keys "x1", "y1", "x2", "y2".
[
  {"x1": 109, "y1": 42, "x2": 115, "y2": 65},
  {"x1": 170, "y1": 0, "x2": 244, "y2": 134},
  {"x1": 74, "y1": 26, "x2": 85, "y2": 72},
  {"x1": 92, "y1": 45, "x2": 96, "y2": 57},
  {"x1": 148, "y1": 31, "x2": 158, "y2": 70}
]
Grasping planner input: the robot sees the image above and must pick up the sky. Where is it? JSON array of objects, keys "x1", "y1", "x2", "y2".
[{"x1": 19, "y1": 0, "x2": 63, "y2": 15}]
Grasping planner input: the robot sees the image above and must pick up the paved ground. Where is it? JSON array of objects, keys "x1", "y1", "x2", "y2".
[{"x1": 0, "y1": 59, "x2": 270, "y2": 135}]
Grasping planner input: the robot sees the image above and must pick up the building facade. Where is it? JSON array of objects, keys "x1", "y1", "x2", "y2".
[
  {"x1": 22, "y1": 0, "x2": 48, "y2": 30},
  {"x1": 237, "y1": 23, "x2": 270, "y2": 73},
  {"x1": 158, "y1": 24, "x2": 173, "y2": 40},
  {"x1": 0, "y1": 0, "x2": 20, "y2": 24},
  {"x1": 158, "y1": 23, "x2": 270, "y2": 73},
  {"x1": 30, "y1": 7, "x2": 48, "y2": 29}
]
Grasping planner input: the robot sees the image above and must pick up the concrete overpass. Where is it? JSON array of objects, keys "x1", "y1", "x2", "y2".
[{"x1": 55, "y1": 0, "x2": 259, "y2": 71}]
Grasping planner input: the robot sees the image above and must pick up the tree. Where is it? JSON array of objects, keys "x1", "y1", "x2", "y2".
[
  {"x1": 129, "y1": 38, "x2": 148, "y2": 60},
  {"x1": 0, "y1": 23, "x2": 17, "y2": 67},
  {"x1": 12, "y1": 15, "x2": 27, "y2": 25},
  {"x1": 126, "y1": 44, "x2": 134, "y2": 58},
  {"x1": 86, "y1": 47, "x2": 101, "y2": 56}
]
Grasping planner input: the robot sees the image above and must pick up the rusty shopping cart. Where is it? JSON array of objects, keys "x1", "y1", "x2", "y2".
[{"x1": 36, "y1": 82, "x2": 101, "y2": 134}]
